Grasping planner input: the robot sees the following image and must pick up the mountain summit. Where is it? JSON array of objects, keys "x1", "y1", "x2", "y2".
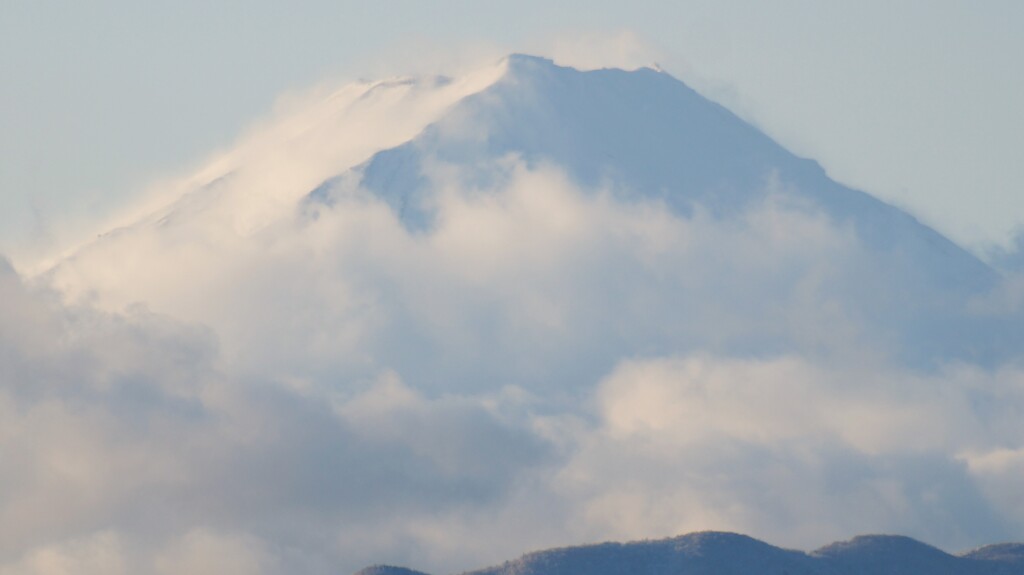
[
  {"x1": 48, "y1": 54, "x2": 1020, "y2": 372},
  {"x1": 327, "y1": 54, "x2": 988, "y2": 276}
]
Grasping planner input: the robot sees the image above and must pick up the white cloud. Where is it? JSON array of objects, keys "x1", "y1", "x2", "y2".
[
  {"x1": 1, "y1": 256, "x2": 557, "y2": 573},
  {"x1": 154, "y1": 529, "x2": 276, "y2": 575},
  {"x1": 45, "y1": 158, "x2": 871, "y2": 388},
  {"x1": 6, "y1": 58, "x2": 1024, "y2": 572},
  {"x1": 0, "y1": 531, "x2": 127, "y2": 575},
  {"x1": 555, "y1": 354, "x2": 1024, "y2": 549}
]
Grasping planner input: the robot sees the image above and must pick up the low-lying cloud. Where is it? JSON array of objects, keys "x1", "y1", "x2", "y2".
[
  {"x1": 4, "y1": 153, "x2": 1024, "y2": 574},
  {"x1": 564, "y1": 355, "x2": 1023, "y2": 546}
]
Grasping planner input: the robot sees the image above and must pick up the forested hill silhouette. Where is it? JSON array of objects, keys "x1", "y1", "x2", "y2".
[{"x1": 356, "y1": 531, "x2": 1024, "y2": 575}]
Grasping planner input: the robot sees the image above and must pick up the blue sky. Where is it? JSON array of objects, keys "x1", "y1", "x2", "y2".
[{"x1": 1, "y1": 1, "x2": 1022, "y2": 262}]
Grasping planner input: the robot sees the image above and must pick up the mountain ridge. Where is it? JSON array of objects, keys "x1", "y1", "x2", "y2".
[
  {"x1": 47, "y1": 52, "x2": 1024, "y2": 372},
  {"x1": 302, "y1": 53, "x2": 1018, "y2": 368},
  {"x1": 356, "y1": 531, "x2": 1024, "y2": 575},
  {"x1": 314, "y1": 53, "x2": 994, "y2": 292}
]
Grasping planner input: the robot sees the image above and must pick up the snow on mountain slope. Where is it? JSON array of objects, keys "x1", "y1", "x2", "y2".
[
  {"x1": 139, "y1": 61, "x2": 508, "y2": 238},
  {"x1": 323, "y1": 55, "x2": 993, "y2": 289},
  {"x1": 10, "y1": 53, "x2": 1024, "y2": 574},
  {"x1": 54, "y1": 54, "x2": 992, "y2": 288},
  {"x1": 310, "y1": 54, "x2": 1016, "y2": 369},
  {"x1": 46, "y1": 54, "x2": 1017, "y2": 375},
  {"x1": 42, "y1": 60, "x2": 508, "y2": 302}
]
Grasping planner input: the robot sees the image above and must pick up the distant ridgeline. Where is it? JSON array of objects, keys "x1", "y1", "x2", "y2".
[{"x1": 355, "y1": 532, "x2": 1024, "y2": 575}]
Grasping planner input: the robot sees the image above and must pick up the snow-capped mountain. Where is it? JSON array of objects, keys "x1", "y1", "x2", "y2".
[
  {"x1": 326, "y1": 54, "x2": 989, "y2": 286},
  {"x1": 11, "y1": 53, "x2": 1024, "y2": 575},
  {"x1": 48, "y1": 54, "x2": 1019, "y2": 374}
]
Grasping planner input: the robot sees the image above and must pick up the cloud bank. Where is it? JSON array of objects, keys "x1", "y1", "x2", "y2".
[{"x1": 5, "y1": 59, "x2": 1024, "y2": 574}]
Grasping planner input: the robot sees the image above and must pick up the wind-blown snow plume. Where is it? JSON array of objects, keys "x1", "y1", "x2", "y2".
[{"x1": 3, "y1": 55, "x2": 1024, "y2": 574}]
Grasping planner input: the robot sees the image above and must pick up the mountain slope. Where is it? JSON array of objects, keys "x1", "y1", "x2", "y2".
[
  {"x1": 307, "y1": 54, "x2": 1016, "y2": 368},
  {"x1": 47, "y1": 54, "x2": 1022, "y2": 375},
  {"x1": 962, "y1": 543, "x2": 1024, "y2": 567},
  {"x1": 321, "y1": 55, "x2": 993, "y2": 291}
]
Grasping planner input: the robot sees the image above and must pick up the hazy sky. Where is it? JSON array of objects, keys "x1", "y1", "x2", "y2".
[
  {"x1": 3, "y1": 4, "x2": 1024, "y2": 573},
  {"x1": 1, "y1": 1, "x2": 1022, "y2": 262}
]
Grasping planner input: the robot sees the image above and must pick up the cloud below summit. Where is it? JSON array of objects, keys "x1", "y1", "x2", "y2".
[
  {"x1": 4, "y1": 56, "x2": 1024, "y2": 574},
  {"x1": 6, "y1": 158, "x2": 1024, "y2": 573}
]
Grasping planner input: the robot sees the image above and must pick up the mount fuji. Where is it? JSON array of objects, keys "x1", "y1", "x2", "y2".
[
  {"x1": 9, "y1": 52, "x2": 1024, "y2": 574},
  {"x1": 48, "y1": 54, "x2": 1018, "y2": 374}
]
